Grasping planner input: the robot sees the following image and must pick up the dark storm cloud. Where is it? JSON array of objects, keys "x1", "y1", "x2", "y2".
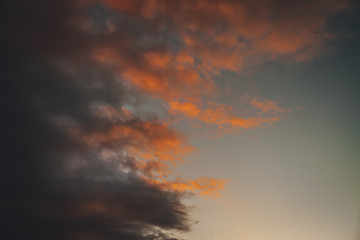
[{"x1": 1, "y1": 0, "x2": 189, "y2": 239}]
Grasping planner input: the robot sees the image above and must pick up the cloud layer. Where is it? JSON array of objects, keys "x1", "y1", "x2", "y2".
[
  {"x1": 1, "y1": 0, "x2": 350, "y2": 239},
  {"x1": 1, "y1": 0, "x2": 216, "y2": 239},
  {"x1": 101, "y1": 0, "x2": 349, "y2": 99}
]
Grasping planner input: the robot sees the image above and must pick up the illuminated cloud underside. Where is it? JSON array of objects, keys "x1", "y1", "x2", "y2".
[{"x1": 1, "y1": 0, "x2": 352, "y2": 239}]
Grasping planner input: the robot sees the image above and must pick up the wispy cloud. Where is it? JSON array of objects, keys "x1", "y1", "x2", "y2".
[
  {"x1": 250, "y1": 98, "x2": 291, "y2": 114},
  {"x1": 169, "y1": 101, "x2": 284, "y2": 130}
]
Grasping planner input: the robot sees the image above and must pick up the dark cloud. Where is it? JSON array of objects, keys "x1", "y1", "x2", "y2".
[
  {"x1": 1, "y1": 0, "x2": 351, "y2": 238},
  {"x1": 1, "y1": 0, "x2": 190, "y2": 239}
]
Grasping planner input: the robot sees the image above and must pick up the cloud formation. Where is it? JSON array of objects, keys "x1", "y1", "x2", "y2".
[
  {"x1": 1, "y1": 0, "x2": 220, "y2": 239},
  {"x1": 169, "y1": 100, "x2": 285, "y2": 129},
  {"x1": 1, "y1": 0, "x2": 351, "y2": 239},
  {"x1": 98, "y1": 0, "x2": 349, "y2": 133},
  {"x1": 101, "y1": 0, "x2": 350, "y2": 101},
  {"x1": 250, "y1": 98, "x2": 291, "y2": 114}
]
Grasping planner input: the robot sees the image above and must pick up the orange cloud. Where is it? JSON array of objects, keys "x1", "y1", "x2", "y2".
[
  {"x1": 91, "y1": 0, "x2": 350, "y2": 199},
  {"x1": 169, "y1": 101, "x2": 201, "y2": 117},
  {"x1": 92, "y1": 47, "x2": 215, "y2": 101},
  {"x1": 175, "y1": 0, "x2": 349, "y2": 65},
  {"x1": 229, "y1": 116, "x2": 280, "y2": 128},
  {"x1": 149, "y1": 177, "x2": 227, "y2": 197},
  {"x1": 169, "y1": 102, "x2": 283, "y2": 129},
  {"x1": 136, "y1": 160, "x2": 171, "y2": 179},
  {"x1": 52, "y1": 101, "x2": 225, "y2": 197},
  {"x1": 189, "y1": 177, "x2": 227, "y2": 197},
  {"x1": 199, "y1": 105, "x2": 281, "y2": 129},
  {"x1": 95, "y1": 0, "x2": 351, "y2": 107},
  {"x1": 176, "y1": 51, "x2": 194, "y2": 65},
  {"x1": 87, "y1": 121, "x2": 193, "y2": 162},
  {"x1": 66, "y1": 106, "x2": 225, "y2": 196},
  {"x1": 198, "y1": 104, "x2": 232, "y2": 125},
  {"x1": 250, "y1": 98, "x2": 290, "y2": 113},
  {"x1": 123, "y1": 64, "x2": 214, "y2": 101},
  {"x1": 143, "y1": 51, "x2": 172, "y2": 69},
  {"x1": 97, "y1": 0, "x2": 350, "y2": 111}
]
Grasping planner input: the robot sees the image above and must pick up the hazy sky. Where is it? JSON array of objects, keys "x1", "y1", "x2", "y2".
[
  {"x1": 2, "y1": 0, "x2": 359, "y2": 240},
  {"x1": 180, "y1": 10, "x2": 360, "y2": 240}
]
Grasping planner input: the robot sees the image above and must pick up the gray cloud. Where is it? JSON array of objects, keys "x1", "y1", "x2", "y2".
[
  {"x1": 1, "y1": 0, "x2": 190, "y2": 239},
  {"x1": 1, "y1": 0, "x2": 352, "y2": 239}
]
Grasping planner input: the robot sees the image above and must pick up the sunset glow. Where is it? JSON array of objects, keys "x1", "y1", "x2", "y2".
[{"x1": 2, "y1": 0, "x2": 360, "y2": 239}]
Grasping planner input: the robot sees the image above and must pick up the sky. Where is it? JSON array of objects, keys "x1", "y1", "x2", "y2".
[{"x1": 2, "y1": 0, "x2": 360, "y2": 240}]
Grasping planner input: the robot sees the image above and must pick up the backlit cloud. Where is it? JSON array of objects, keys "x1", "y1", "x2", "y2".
[
  {"x1": 2, "y1": 0, "x2": 351, "y2": 239},
  {"x1": 169, "y1": 101, "x2": 285, "y2": 129},
  {"x1": 250, "y1": 98, "x2": 291, "y2": 113}
]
